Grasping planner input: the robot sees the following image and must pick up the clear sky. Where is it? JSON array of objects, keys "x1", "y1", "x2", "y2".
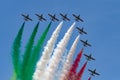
[{"x1": 0, "y1": 0, "x2": 120, "y2": 80}]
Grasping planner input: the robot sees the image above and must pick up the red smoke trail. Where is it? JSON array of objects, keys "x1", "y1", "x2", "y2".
[
  {"x1": 65, "y1": 48, "x2": 83, "y2": 80},
  {"x1": 88, "y1": 77, "x2": 91, "y2": 80},
  {"x1": 76, "y1": 61, "x2": 87, "y2": 80}
]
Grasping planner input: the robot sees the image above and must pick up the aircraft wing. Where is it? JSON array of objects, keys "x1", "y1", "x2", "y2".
[
  {"x1": 48, "y1": 14, "x2": 54, "y2": 18},
  {"x1": 95, "y1": 72, "x2": 100, "y2": 75},
  {"x1": 91, "y1": 57, "x2": 95, "y2": 60},
  {"x1": 65, "y1": 17, "x2": 70, "y2": 21},
  {"x1": 43, "y1": 18, "x2": 47, "y2": 21},
  {"x1": 72, "y1": 14, "x2": 76, "y2": 17},
  {"x1": 80, "y1": 18, "x2": 84, "y2": 22},
  {"x1": 87, "y1": 43, "x2": 91, "y2": 47},
  {"x1": 28, "y1": 18, "x2": 33, "y2": 21},
  {"x1": 76, "y1": 27, "x2": 86, "y2": 35},
  {"x1": 88, "y1": 69, "x2": 93, "y2": 72},
  {"x1": 84, "y1": 54, "x2": 89, "y2": 57},
  {"x1": 83, "y1": 31, "x2": 87, "y2": 34},
  {"x1": 76, "y1": 27, "x2": 82, "y2": 31},
  {"x1": 80, "y1": 40, "x2": 84, "y2": 43},
  {"x1": 21, "y1": 14, "x2": 25, "y2": 17},
  {"x1": 35, "y1": 14, "x2": 39, "y2": 17},
  {"x1": 55, "y1": 18, "x2": 59, "y2": 21},
  {"x1": 67, "y1": 18, "x2": 70, "y2": 21},
  {"x1": 60, "y1": 13, "x2": 64, "y2": 17}
]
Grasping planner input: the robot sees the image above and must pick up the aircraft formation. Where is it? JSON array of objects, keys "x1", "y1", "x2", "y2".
[
  {"x1": 84, "y1": 53, "x2": 100, "y2": 76},
  {"x1": 21, "y1": 13, "x2": 100, "y2": 80},
  {"x1": 21, "y1": 13, "x2": 84, "y2": 22},
  {"x1": 76, "y1": 23, "x2": 100, "y2": 79}
]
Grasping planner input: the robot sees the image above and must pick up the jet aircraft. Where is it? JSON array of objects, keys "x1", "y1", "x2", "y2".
[
  {"x1": 48, "y1": 14, "x2": 59, "y2": 21},
  {"x1": 21, "y1": 14, "x2": 32, "y2": 21},
  {"x1": 80, "y1": 40, "x2": 91, "y2": 47},
  {"x1": 84, "y1": 54, "x2": 95, "y2": 61},
  {"x1": 60, "y1": 13, "x2": 70, "y2": 21},
  {"x1": 88, "y1": 69, "x2": 100, "y2": 76},
  {"x1": 35, "y1": 14, "x2": 47, "y2": 21},
  {"x1": 76, "y1": 27, "x2": 87, "y2": 35},
  {"x1": 72, "y1": 14, "x2": 84, "y2": 22}
]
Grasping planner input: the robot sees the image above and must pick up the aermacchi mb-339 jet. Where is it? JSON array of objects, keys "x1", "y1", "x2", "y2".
[
  {"x1": 60, "y1": 13, "x2": 70, "y2": 21},
  {"x1": 76, "y1": 27, "x2": 87, "y2": 35},
  {"x1": 88, "y1": 69, "x2": 100, "y2": 76},
  {"x1": 35, "y1": 14, "x2": 47, "y2": 21},
  {"x1": 21, "y1": 14, "x2": 33, "y2": 21},
  {"x1": 48, "y1": 14, "x2": 59, "y2": 21},
  {"x1": 80, "y1": 40, "x2": 91, "y2": 47},
  {"x1": 72, "y1": 14, "x2": 84, "y2": 22},
  {"x1": 84, "y1": 54, "x2": 95, "y2": 61}
]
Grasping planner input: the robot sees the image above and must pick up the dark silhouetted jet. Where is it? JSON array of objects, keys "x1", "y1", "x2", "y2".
[
  {"x1": 80, "y1": 40, "x2": 91, "y2": 47},
  {"x1": 84, "y1": 54, "x2": 95, "y2": 61},
  {"x1": 35, "y1": 14, "x2": 47, "y2": 21},
  {"x1": 76, "y1": 27, "x2": 87, "y2": 35},
  {"x1": 88, "y1": 69, "x2": 100, "y2": 76},
  {"x1": 48, "y1": 14, "x2": 59, "y2": 21},
  {"x1": 21, "y1": 14, "x2": 32, "y2": 21},
  {"x1": 72, "y1": 14, "x2": 84, "y2": 22},
  {"x1": 60, "y1": 13, "x2": 70, "y2": 21}
]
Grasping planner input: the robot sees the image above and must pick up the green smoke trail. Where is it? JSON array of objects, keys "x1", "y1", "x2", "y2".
[
  {"x1": 12, "y1": 22, "x2": 25, "y2": 80},
  {"x1": 11, "y1": 72, "x2": 17, "y2": 80},
  {"x1": 21, "y1": 22, "x2": 39, "y2": 80},
  {"x1": 26, "y1": 22, "x2": 52, "y2": 80}
]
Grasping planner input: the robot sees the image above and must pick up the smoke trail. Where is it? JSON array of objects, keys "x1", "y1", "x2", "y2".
[
  {"x1": 70, "y1": 48, "x2": 83, "y2": 73},
  {"x1": 76, "y1": 61, "x2": 87, "y2": 80},
  {"x1": 27, "y1": 22, "x2": 52, "y2": 80},
  {"x1": 66, "y1": 48, "x2": 83, "y2": 80},
  {"x1": 33, "y1": 21, "x2": 63, "y2": 80},
  {"x1": 21, "y1": 22, "x2": 39, "y2": 80},
  {"x1": 59, "y1": 35, "x2": 80, "y2": 80},
  {"x1": 88, "y1": 77, "x2": 91, "y2": 80},
  {"x1": 12, "y1": 22, "x2": 25, "y2": 80},
  {"x1": 54, "y1": 49, "x2": 68, "y2": 80},
  {"x1": 43, "y1": 22, "x2": 75, "y2": 80},
  {"x1": 11, "y1": 72, "x2": 17, "y2": 80}
]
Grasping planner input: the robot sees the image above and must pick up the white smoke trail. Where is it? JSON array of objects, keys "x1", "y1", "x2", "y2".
[
  {"x1": 59, "y1": 35, "x2": 80, "y2": 80},
  {"x1": 43, "y1": 22, "x2": 76, "y2": 80},
  {"x1": 54, "y1": 49, "x2": 68, "y2": 80},
  {"x1": 33, "y1": 21, "x2": 63, "y2": 80}
]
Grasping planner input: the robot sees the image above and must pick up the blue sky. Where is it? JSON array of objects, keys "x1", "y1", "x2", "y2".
[{"x1": 0, "y1": 0, "x2": 120, "y2": 80}]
